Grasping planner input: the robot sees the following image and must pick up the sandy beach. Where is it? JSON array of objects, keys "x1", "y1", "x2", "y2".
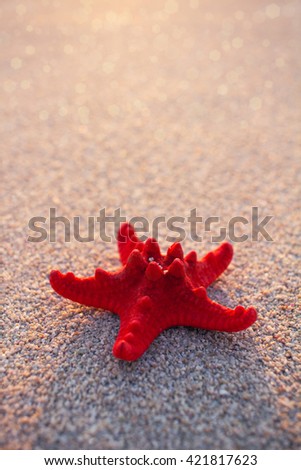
[{"x1": 1, "y1": 0, "x2": 300, "y2": 449}]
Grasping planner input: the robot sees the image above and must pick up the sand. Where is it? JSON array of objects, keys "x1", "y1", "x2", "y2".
[{"x1": 1, "y1": 0, "x2": 300, "y2": 449}]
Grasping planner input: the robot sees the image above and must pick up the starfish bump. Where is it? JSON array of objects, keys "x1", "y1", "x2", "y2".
[{"x1": 50, "y1": 223, "x2": 257, "y2": 361}]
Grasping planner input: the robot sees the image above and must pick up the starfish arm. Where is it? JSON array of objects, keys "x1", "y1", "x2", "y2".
[
  {"x1": 196, "y1": 242, "x2": 234, "y2": 287},
  {"x1": 117, "y1": 223, "x2": 143, "y2": 265},
  {"x1": 49, "y1": 268, "x2": 118, "y2": 311},
  {"x1": 112, "y1": 297, "x2": 164, "y2": 361},
  {"x1": 172, "y1": 288, "x2": 257, "y2": 332}
]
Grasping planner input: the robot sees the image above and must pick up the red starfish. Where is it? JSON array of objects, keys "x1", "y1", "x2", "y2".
[{"x1": 50, "y1": 223, "x2": 257, "y2": 361}]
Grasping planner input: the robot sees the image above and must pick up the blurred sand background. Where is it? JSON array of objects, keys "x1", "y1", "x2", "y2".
[{"x1": 1, "y1": 0, "x2": 301, "y2": 449}]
